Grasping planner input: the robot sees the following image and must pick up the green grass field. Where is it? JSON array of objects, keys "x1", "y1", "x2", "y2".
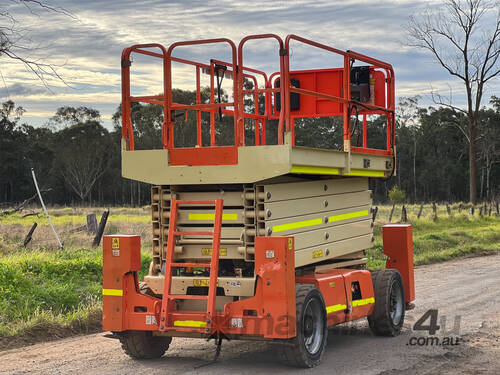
[{"x1": 0, "y1": 204, "x2": 498, "y2": 349}]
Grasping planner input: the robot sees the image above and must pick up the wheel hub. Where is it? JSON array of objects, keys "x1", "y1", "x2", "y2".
[
  {"x1": 389, "y1": 279, "x2": 403, "y2": 325},
  {"x1": 302, "y1": 298, "x2": 324, "y2": 355},
  {"x1": 304, "y1": 315, "x2": 314, "y2": 337}
]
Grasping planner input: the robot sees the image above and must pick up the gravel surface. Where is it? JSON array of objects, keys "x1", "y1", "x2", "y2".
[{"x1": 1, "y1": 253, "x2": 499, "y2": 374}]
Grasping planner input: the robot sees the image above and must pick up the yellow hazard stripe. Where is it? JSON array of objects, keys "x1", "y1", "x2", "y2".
[
  {"x1": 102, "y1": 289, "x2": 123, "y2": 296},
  {"x1": 291, "y1": 166, "x2": 385, "y2": 178},
  {"x1": 273, "y1": 217, "x2": 323, "y2": 233},
  {"x1": 273, "y1": 209, "x2": 369, "y2": 233},
  {"x1": 326, "y1": 304, "x2": 347, "y2": 314},
  {"x1": 188, "y1": 213, "x2": 238, "y2": 221},
  {"x1": 290, "y1": 165, "x2": 340, "y2": 175},
  {"x1": 173, "y1": 320, "x2": 207, "y2": 328},
  {"x1": 344, "y1": 169, "x2": 385, "y2": 177},
  {"x1": 328, "y1": 209, "x2": 369, "y2": 223},
  {"x1": 326, "y1": 298, "x2": 374, "y2": 314},
  {"x1": 352, "y1": 297, "x2": 375, "y2": 307}
]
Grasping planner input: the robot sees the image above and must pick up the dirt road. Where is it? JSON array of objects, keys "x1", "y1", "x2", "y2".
[{"x1": 2, "y1": 254, "x2": 499, "y2": 374}]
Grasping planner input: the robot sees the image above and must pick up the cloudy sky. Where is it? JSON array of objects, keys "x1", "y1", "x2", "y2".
[{"x1": 1, "y1": 0, "x2": 499, "y2": 128}]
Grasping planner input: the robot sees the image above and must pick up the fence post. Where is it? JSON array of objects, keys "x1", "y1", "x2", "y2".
[
  {"x1": 86, "y1": 213, "x2": 98, "y2": 234},
  {"x1": 93, "y1": 210, "x2": 110, "y2": 247},
  {"x1": 417, "y1": 202, "x2": 424, "y2": 219},
  {"x1": 401, "y1": 205, "x2": 407, "y2": 223},
  {"x1": 432, "y1": 202, "x2": 437, "y2": 221},
  {"x1": 446, "y1": 203, "x2": 451, "y2": 217},
  {"x1": 371, "y1": 206, "x2": 378, "y2": 223},
  {"x1": 388, "y1": 204, "x2": 395, "y2": 223},
  {"x1": 23, "y1": 222, "x2": 38, "y2": 247}
]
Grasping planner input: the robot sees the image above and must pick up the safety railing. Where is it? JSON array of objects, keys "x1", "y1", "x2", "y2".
[
  {"x1": 121, "y1": 34, "x2": 395, "y2": 156},
  {"x1": 281, "y1": 34, "x2": 395, "y2": 155}
]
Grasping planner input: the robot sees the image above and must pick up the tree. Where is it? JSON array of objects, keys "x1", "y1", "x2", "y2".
[
  {"x1": 417, "y1": 106, "x2": 469, "y2": 201},
  {"x1": 407, "y1": 0, "x2": 500, "y2": 203},
  {"x1": 389, "y1": 186, "x2": 406, "y2": 204},
  {"x1": 54, "y1": 118, "x2": 111, "y2": 203},
  {"x1": 48, "y1": 106, "x2": 101, "y2": 129},
  {"x1": 0, "y1": 101, "x2": 26, "y2": 202},
  {"x1": 0, "y1": 1, "x2": 75, "y2": 87},
  {"x1": 294, "y1": 117, "x2": 342, "y2": 149},
  {"x1": 112, "y1": 87, "x2": 237, "y2": 150},
  {"x1": 478, "y1": 96, "x2": 500, "y2": 198},
  {"x1": 396, "y1": 96, "x2": 421, "y2": 201}
]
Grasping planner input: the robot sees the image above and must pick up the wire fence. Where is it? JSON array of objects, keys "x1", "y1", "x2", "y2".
[{"x1": 372, "y1": 201, "x2": 500, "y2": 224}]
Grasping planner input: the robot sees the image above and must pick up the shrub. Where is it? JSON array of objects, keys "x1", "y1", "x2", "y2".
[{"x1": 389, "y1": 185, "x2": 406, "y2": 204}]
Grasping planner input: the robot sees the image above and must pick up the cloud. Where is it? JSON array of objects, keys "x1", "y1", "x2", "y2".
[
  {"x1": 0, "y1": 0, "x2": 498, "y2": 126},
  {"x1": 0, "y1": 83, "x2": 47, "y2": 97}
]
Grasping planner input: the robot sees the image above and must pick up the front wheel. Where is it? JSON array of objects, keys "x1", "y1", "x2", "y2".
[
  {"x1": 368, "y1": 269, "x2": 405, "y2": 336},
  {"x1": 278, "y1": 284, "x2": 328, "y2": 368}
]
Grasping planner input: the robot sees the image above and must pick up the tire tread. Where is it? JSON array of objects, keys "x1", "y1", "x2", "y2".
[
  {"x1": 118, "y1": 283, "x2": 171, "y2": 359},
  {"x1": 278, "y1": 284, "x2": 327, "y2": 368},
  {"x1": 368, "y1": 269, "x2": 405, "y2": 336}
]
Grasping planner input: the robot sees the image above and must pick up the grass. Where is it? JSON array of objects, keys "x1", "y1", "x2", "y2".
[
  {"x1": 0, "y1": 206, "x2": 153, "y2": 349},
  {"x1": 0, "y1": 206, "x2": 153, "y2": 255},
  {"x1": 0, "y1": 208, "x2": 151, "y2": 227},
  {"x1": 0, "y1": 204, "x2": 498, "y2": 349},
  {"x1": 367, "y1": 207, "x2": 500, "y2": 268},
  {"x1": 0, "y1": 246, "x2": 152, "y2": 348}
]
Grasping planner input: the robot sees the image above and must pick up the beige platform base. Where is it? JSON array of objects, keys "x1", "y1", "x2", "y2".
[{"x1": 123, "y1": 144, "x2": 392, "y2": 185}]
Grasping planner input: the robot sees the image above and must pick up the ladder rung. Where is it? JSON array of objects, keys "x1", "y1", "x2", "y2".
[
  {"x1": 175, "y1": 200, "x2": 217, "y2": 205},
  {"x1": 173, "y1": 231, "x2": 213, "y2": 236},
  {"x1": 166, "y1": 294, "x2": 209, "y2": 300},
  {"x1": 159, "y1": 198, "x2": 223, "y2": 330},
  {"x1": 170, "y1": 262, "x2": 211, "y2": 268}
]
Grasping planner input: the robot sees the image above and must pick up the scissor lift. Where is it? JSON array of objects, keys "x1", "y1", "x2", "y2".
[{"x1": 102, "y1": 34, "x2": 415, "y2": 368}]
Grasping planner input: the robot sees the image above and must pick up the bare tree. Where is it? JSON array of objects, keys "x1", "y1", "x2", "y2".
[
  {"x1": 61, "y1": 153, "x2": 107, "y2": 203},
  {"x1": 0, "y1": 1, "x2": 75, "y2": 87},
  {"x1": 56, "y1": 119, "x2": 111, "y2": 204},
  {"x1": 407, "y1": 0, "x2": 500, "y2": 203}
]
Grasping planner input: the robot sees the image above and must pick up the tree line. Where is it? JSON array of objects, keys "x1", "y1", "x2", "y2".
[{"x1": 0, "y1": 91, "x2": 499, "y2": 207}]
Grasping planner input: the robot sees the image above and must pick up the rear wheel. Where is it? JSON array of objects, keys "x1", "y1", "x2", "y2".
[
  {"x1": 119, "y1": 331, "x2": 172, "y2": 359},
  {"x1": 278, "y1": 284, "x2": 327, "y2": 368},
  {"x1": 118, "y1": 282, "x2": 171, "y2": 359},
  {"x1": 368, "y1": 269, "x2": 405, "y2": 336}
]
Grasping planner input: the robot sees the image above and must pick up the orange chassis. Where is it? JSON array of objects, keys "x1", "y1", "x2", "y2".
[{"x1": 103, "y1": 225, "x2": 414, "y2": 340}]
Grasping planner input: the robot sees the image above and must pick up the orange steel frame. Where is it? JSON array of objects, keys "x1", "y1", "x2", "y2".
[
  {"x1": 120, "y1": 34, "x2": 395, "y2": 157},
  {"x1": 108, "y1": 35, "x2": 412, "y2": 340},
  {"x1": 102, "y1": 225, "x2": 415, "y2": 339}
]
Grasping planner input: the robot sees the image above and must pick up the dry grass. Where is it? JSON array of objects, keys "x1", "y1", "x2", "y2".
[{"x1": 0, "y1": 206, "x2": 153, "y2": 254}]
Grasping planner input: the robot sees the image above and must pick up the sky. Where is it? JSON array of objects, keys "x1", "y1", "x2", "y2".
[{"x1": 0, "y1": 0, "x2": 499, "y2": 129}]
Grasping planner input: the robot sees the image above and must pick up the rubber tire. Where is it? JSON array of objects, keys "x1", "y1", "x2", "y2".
[
  {"x1": 368, "y1": 269, "x2": 405, "y2": 336},
  {"x1": 278, "y1": 284, "x2": 328, "y2": 368},
  {"x1": 119, "y1": 331, "x2": 172, "y2": 359},
  {"x1": 118, "y1": 282, "x2": 171, "y2": 359},
  {"x1": 139, "y1": 281, "x2": 156, "y2": 296}
]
